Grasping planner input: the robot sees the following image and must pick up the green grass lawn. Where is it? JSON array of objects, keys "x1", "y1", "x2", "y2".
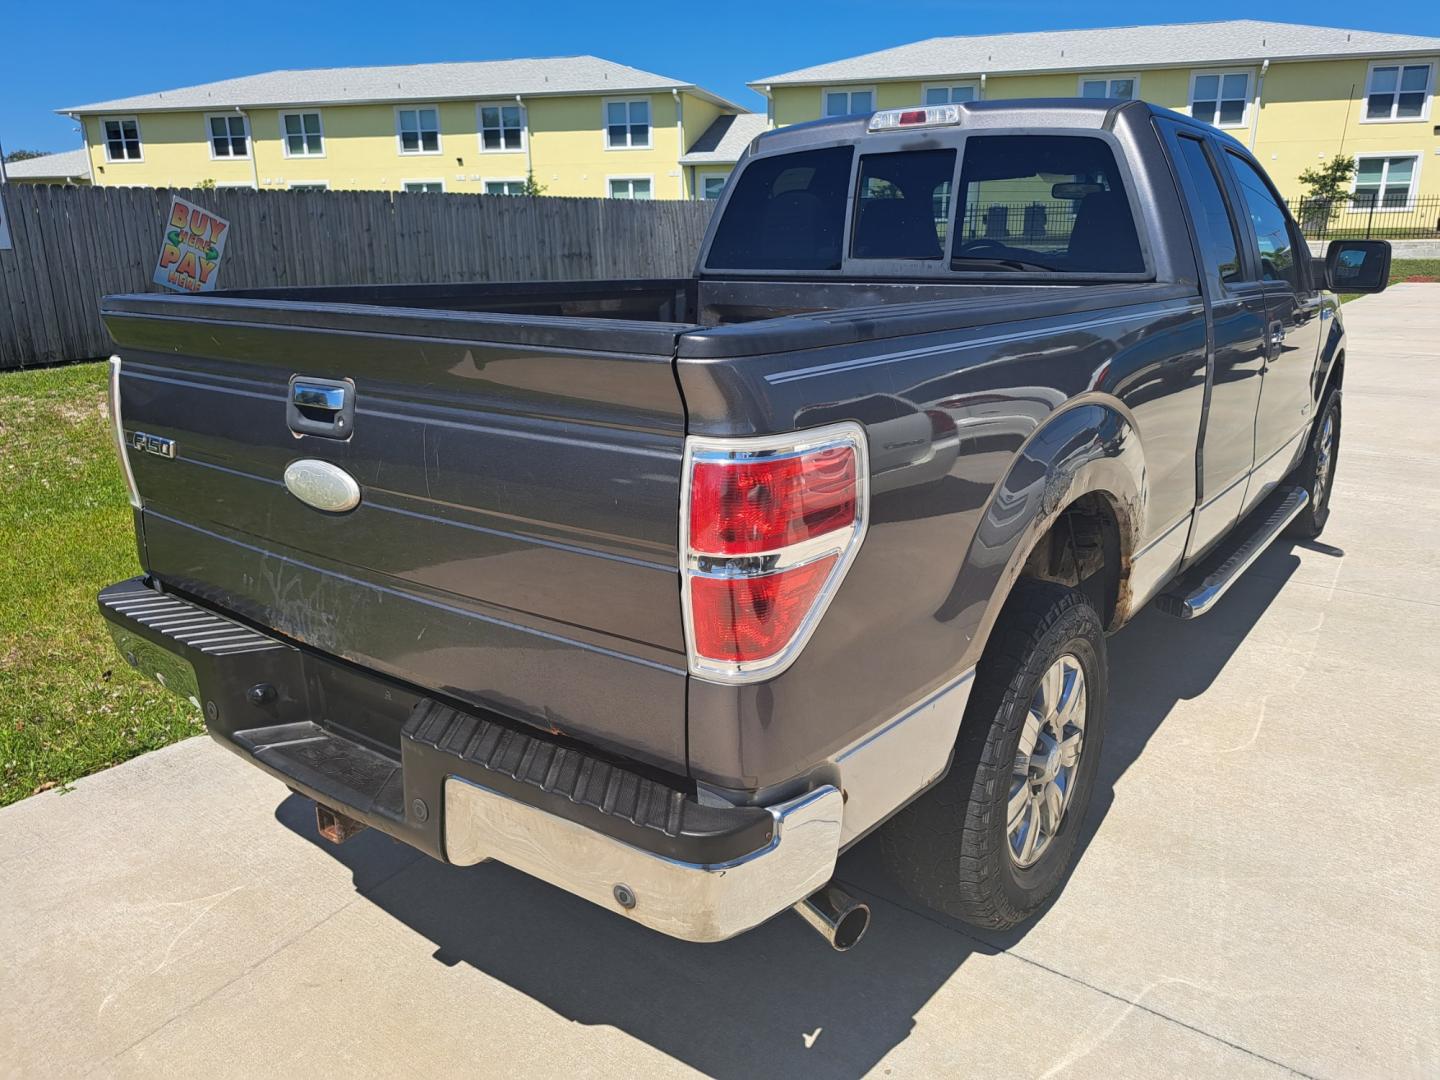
[
  {"x1": 1342, "y1": 258, "x2": 1440, "y2": 302},
  {"x1": 1, "y1": 362, "x2": 200, "y2": 807}
]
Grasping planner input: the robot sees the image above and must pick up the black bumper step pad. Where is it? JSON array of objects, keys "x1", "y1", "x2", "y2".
[{"x1": 403, "y1": 698, "x2": 774, "y2": 864}]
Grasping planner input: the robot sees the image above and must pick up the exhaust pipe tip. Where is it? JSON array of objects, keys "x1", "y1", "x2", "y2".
[{"x1": 793, "y1": 884, "x2": 871, "y2": 952}]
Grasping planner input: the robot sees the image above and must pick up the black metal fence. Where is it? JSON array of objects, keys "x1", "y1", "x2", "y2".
[
  {"x1": 1287, "y1": 195, "x2": 1440, "y2": 240},
  {"x1": 956, "y1": 202, "x2": 1081, "y2": 244}
]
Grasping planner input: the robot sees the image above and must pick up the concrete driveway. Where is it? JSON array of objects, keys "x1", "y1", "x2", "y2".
[{"x1": 3, "y1": 286, "x2": 1437, "y2": 1079}]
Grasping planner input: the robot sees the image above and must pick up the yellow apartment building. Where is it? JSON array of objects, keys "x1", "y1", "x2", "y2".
[
  {"x1": 754, "y1": 20, "x2": 1440, "y2": 206},
  {"x1": 57, "y1": 56, "x2": 755, "y2": 200}
]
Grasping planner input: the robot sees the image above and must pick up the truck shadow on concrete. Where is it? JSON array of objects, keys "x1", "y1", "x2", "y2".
[{"x1": 277, "y1": 542, "x2": 1315, "y2": 1079}]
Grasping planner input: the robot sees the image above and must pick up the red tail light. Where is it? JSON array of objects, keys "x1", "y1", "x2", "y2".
[
  {"x1": 682, "y1": 424, "x2": 868, "y2": 683},
  {"x1": 689, "y1": 445, "x2": 857, "y2": 555}
]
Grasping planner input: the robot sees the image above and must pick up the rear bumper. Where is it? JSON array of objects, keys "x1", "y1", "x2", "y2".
[{"x1": 98, "y1": 577, "x2": 841, "y2": 943}]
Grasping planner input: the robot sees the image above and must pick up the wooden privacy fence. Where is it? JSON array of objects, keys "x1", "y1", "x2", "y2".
[{"x1": 0, "y1": 184, "x2": 716, "y2": 370}]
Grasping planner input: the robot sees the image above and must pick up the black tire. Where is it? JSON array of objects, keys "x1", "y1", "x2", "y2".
[
  {"x1": 1287, "y1": 387, "x2": 1341, "y2": 540},
  {"x1": 878, "y1": 579, "x2": 1107, "y2": 930}
]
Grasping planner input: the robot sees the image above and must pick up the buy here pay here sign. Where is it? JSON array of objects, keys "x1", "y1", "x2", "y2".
[{"x1": 154, "y1": 195, "x2": 230, "y2": 292}]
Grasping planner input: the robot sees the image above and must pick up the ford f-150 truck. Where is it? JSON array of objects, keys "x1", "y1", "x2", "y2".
[{"x1": 98, "y1": 99, "x2": 1390, "y2": 952}]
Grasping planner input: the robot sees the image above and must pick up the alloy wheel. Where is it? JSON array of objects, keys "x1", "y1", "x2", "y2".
[{"x1": 1008, "y1": 654, "x2": 1087, "y2": 868}]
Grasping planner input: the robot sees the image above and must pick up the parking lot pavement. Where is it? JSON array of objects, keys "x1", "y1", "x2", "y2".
[{"x1": 3, "y1": 285, "x2": 1437, "y2": 1080}]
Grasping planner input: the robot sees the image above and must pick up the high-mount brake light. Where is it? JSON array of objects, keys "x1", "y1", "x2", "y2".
[
  {"x1": 681, "y1": 423, "x2": 869, "y2": 683},
  {"x1": 867, "y1": 104, "x2": 962, "y2": 132}
]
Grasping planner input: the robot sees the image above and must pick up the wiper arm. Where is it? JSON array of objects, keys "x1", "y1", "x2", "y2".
[{"x1": 949, "y1": 256, "x2": 1059, "y2": 273}]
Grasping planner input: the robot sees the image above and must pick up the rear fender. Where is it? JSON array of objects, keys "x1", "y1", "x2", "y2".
[{"x1": 938, "y1": 400, "x2": 1145, "y2": 665}]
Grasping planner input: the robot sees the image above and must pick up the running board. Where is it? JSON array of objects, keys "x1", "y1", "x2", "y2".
[{"x1": 1156, "y1": 486, "x2": 1309, "y2": 619}]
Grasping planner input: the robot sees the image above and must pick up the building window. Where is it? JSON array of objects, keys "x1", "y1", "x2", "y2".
[
  {"x1": 823, "y1": 87, "x2": 875, "y2": 117},
  {"x1": 485, "y1": 179, "x2": 526, "y2": 195},
  {"x1": 288, "y1": 181, "x2": 329, "y2": 190},
  {"x1": 207, "y1": 114, "x2": 249, "y2": 159},
  {"x1": 699, "y1": 173, "x2": 728, "y2": 200},
  {"x1": 1364, "y1": 63, "x2": 1432, "y2": 121},
  {"x1": 397, "y1": 107, "x2": 441, "y2": 154},
  {"x1": 1080, "y1": 76, "x2": 1138, "y2": 100},
  {"x1": 609, "y1": 177, "x2": 652, "y2": 199},
  {"x1": 923, "y1": 82, "x2": 980, "y2": 105},
  {"x1": 282, "y1": 112, "x2": 324, "y2": 157},
  {"x1": 605, "y1": 99, "x2": 651, "y2": 149},
  {"x1": 1353, "y1": 155, "x2": 1419, "y2": 209},
  {"x1": 479, "y1": 104, "x2": 525, "y2": 152},
  {"x1": 101, "y1": 117, "x2": 142, "y2": 161},
  {"x1": 401, "y1": 180, "x2": 444, "y2": 193},
  {"x1": 1190, "y1": 71, "x2": 1250, "y2": 128}
]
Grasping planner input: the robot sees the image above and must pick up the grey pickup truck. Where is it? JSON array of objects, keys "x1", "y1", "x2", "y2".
[{"x1": 98, "y1": 99, "x2": 1390, "y2": 952}]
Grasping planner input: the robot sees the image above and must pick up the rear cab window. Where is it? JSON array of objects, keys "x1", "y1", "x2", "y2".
[
  {"x1": 706, "y1": 131, "x2": 1147, "y2": 278},
  {"x1": 705, "y1": 147, "x2": 854, "y2": 271},
  {"x1": 951, "y1": 135, "x2": 1144, "y2": 274}
]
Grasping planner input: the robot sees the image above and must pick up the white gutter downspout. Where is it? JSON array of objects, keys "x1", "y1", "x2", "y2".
[
  {"x1": 765, "y1": 85, "x2": 774, "y2": 129},
  {"x1": 673, "y1": 88, "x2": 685, "y2": 198},
  {"x1": 237, "y1": 106, "x2": 260, "y2": 189},
  {"x1": 979, "y1": 73, "x2": 987, "y2": 100},
  {"x1": 517, "y1": 94, "x2": 532, "y2": 183},
  {"x1": 74, "y1": 113, "x2": 94, "y2": 187},
  {"x1": 1248, "y1": 59, "x2": 1269, "y2": 151}
]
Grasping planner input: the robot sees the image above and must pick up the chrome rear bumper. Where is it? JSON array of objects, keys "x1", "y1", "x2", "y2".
[{"x1": 444, "y1": 779, "x2": 844, "y2": 942}]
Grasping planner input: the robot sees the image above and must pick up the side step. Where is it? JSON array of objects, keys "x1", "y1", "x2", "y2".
[{"x1": 1156, "y1": 486, "x2": 1309, "y2": 619}]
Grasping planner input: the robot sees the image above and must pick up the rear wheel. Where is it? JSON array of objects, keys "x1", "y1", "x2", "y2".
[
  {"x1": 1288, "y1": 387, "x2": 1341, "y2": 540},
  {"x1": 879, "y1": 579, "x2": 1106, "y2": 930}
]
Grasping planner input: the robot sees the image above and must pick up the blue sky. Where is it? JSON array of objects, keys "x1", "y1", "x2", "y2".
[{"x1": 2, "y1": 0, "x2": 1438, "y2": 155}]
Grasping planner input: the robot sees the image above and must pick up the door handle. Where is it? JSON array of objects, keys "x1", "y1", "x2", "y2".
[
  {"x1": 287, "y1": 376, "x2": 354, "y2": 438},
  {"x1": 1268, "y1": 323, "x2": 1286, "y2": 348},
  {"x1": 292, "y1": 383, "x2": 346, "y2": 411}
]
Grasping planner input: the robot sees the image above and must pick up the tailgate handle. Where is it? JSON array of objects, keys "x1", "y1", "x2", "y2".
[
  {"x1": 287, "y1": 376, "x2": 355, "y2": 439},
  {"x1": 293, "y1": 383, "x2": 346, "y2": 411}
]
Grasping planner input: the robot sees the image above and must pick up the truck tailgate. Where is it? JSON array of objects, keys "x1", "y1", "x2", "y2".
[{"x1": 103, "y1": 294, "x2": 692, "y2": 771}]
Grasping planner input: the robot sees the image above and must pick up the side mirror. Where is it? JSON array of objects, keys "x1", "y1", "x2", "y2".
[{"x1": 1322, "y1": 239, "x2": 1391, "y2": 294}]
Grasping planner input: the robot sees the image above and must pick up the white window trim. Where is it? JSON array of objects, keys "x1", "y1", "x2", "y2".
[
  {"x1": 477, "y1": 102, "x2": 527, "y2": 154},
  {"x1": 483, "y1": 177, "x2": 528, "y2": 195},
  {"x1": 696, "y1": 170, "x2": 730, "y2": 200},
  {"x1": 400, "y1": 178, "x2": 446, "y2": 193},
  {"x1": 395, "y1": 105, "x2": 443, "y2": 156},
  {"x1": 1077, "y1": 74, "x2": 1141, "y2": 99},
  {"x1": 1350, "y1": 152, "x2": 1424, "y2": 212},
  {"x1": 1188, "y1": 69, "x2": 1255, "y2": 129},
  {"x1": 607, "y1": 174, "x2": 655, "y2": 199},
  {"x1": 1359, "y1": 60, "x2": 1435, "y2": 124},
  {"x1": 279, "y1": 111, "x2": 325, "y2": 159},
  {"x1": 821, "y1": 86, "x2": 878, "y2": 118},
  {"x1": 921, "y1": 81, "x2": 982, "y2": 104},
  {"x1": 100, "y1": 116, "x2": 143, "y2": 163},
  {"x1": 204, "y1": 112, "x2": 251, "y2": 161},
  {"x1": 603, "y1": 97, "x2": 653, "y2": 151},
  {"x1": 287, "y1": 180, "x2": 329, "y2": 190},
  {"x1": 214, "y1": 181, "x2": 256, "y2": 189}
]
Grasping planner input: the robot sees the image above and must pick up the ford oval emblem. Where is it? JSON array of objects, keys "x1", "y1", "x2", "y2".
[{"x1": 283, "y1": 459, "x2": 361, "y2": 513}]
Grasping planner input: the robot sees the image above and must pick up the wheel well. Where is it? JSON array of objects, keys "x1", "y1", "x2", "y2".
[
  {"x1": 1329, "y1": 351, "x2": 1345, "y2": 394},
  {"x1": 1017, "y1": 493, "x2": 1124, "y2": 628}
]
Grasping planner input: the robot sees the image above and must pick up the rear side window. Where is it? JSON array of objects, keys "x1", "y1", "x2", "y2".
[
  {"x1": 851, "y1": 149, "x2": 956, "y2": 260},
  {"x1": 951, "y1": 135, "x2": 1145, "y2": 274},
  {"x1": 705, "y1": 147, "x2": 853, "y2": 271},
  {"x1": 1173, "y1": 136, "x2": 1244, "y2": 284}
]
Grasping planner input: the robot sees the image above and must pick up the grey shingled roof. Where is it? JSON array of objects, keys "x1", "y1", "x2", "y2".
[
  {"x1": 679, "y1": 113, "x2": 769, "y2": 165},
  {"x1": 61, "y1": 56, "x2": 743, "y2": 114},
  {"x1": 753, "y1": 20, "x2": 1440, "y2": 87},
  {"x1": 3, "y1": 147, "x2": 91, "y2": 181}
]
